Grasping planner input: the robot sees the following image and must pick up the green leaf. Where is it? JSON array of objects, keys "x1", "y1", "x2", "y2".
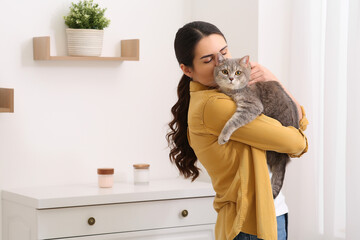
[{"x1": 63, "y1": 0, "x2": 110, "y2": 30}]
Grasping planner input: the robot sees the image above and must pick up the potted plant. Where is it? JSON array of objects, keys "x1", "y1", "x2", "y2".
[{"x1": 64, "y1": 0, "x2": 110, "y2": 57}]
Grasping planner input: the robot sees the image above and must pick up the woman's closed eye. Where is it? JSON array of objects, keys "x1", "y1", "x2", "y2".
[
  {"x1": 204, "y1": 57, "x2": 213, "y2": 63},
  {"x1": 220, "y1": 50, "x2": 227, "y2": 56},
  {"x1": 203, "y1": 51, "x2": 227, "y2": 64}
]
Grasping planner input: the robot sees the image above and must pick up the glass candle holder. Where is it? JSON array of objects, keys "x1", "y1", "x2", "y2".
[
  {"x1": 97, "y1": 168, "x2": 114, "y2": 188},
  {"x1": 133, "y1": 164, "x2": 150, "y2": 184}
]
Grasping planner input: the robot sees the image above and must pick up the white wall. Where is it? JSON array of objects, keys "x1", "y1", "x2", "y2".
[
  {"x1": 0, "y1": 0, "x2": 260, "y2": 236},
  {"x1": 188, "y1": 0, "x2": 259, "y2": 61},
  {"x1": 0, "y1": 0, "x2": 188, "y2": 187},
  {"x1": 258, "y1": 0, "x2": 291, "y2": 85}
]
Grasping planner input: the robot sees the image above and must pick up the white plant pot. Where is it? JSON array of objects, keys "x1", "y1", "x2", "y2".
[{"x1": 66, "y1": 28, "x2": 104, "y2": 57}]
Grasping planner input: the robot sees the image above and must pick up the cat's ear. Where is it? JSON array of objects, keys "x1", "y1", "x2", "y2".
[
  {"x1": 239, "y1": 55, "x2": 250, "y2": 67},
  {"x1": 215, "y1": 52, "x2": 225, "y2": 66}
]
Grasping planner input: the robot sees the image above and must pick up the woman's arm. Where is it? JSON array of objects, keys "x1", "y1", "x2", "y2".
[
  {"x1": 203, "y1": 96, "x2": 308, "y2": 157},
  {"x1": 249, "y1": 62, "x2": 303, "y2": 120}
]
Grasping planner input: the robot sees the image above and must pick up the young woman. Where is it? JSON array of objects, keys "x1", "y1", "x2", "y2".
[{"x1": 167, "y1": 21, "x2": 308, "y2": 240}]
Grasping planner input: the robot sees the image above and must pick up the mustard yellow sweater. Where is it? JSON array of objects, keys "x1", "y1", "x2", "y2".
[{"x1": 187, "y1": 81, "x2": 308, "y2": 240}]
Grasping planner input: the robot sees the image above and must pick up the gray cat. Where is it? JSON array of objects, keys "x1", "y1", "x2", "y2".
[{"x1": 214, "y1": 53, "x2": 299, "y2": 199}]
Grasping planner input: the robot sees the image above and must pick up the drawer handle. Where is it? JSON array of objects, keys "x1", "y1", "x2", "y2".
[
  {"x1": 181, "y1": 209, "x2": 189, "y2": 217},
  {"x1": 88, "y1": 217, "x2": 96, "y2": 226}
]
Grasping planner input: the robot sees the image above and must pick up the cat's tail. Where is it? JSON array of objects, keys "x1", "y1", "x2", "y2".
[{"x1": 267, "y1": 151, "x2": 290, "y2": 199}]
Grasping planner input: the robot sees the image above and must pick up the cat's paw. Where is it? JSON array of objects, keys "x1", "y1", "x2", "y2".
[{"x1": 218, "y1": 135, "x2": 229, "y2": 145}]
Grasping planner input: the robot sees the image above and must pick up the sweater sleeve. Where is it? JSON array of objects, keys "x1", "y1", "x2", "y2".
[{"x1": 203, "y1": 96, "x2": 308, "y2": 157}]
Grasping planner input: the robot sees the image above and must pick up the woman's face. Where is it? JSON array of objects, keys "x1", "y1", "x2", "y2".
[{"x1": 181, "y1": 34, "x2": 231, "y2": 87}]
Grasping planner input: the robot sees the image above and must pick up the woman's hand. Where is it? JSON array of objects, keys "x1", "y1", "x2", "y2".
[{"x1": 249, "y1": 62, "x2": 279, "y2": 85}]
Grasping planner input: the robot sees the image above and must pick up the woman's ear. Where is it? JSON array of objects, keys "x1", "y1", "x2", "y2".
[{"x1": 180, "y1": 64, "x2": 193, "y2": 79}]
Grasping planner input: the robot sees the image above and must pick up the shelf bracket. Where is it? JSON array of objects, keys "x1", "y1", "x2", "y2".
[{"x1": 0, "y1": 88, "x2": 14, "y2": 113}]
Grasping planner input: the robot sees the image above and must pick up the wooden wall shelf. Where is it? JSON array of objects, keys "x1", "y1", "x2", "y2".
[
  {"x1": 33, "y1": 36, "x2": 139, "y2": 61},
  {"x1": 0, "y1": 88, "x2": 14, "y2": 113}
]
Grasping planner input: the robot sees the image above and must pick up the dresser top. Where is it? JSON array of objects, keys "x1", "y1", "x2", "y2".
[{"x1": 1, "y1": 178, "x2": 215, "y2": 209}]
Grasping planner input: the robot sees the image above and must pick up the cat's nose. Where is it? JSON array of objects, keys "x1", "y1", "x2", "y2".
[{"x1": 229, "y1": 77, "x2": 234, "y2": 81}]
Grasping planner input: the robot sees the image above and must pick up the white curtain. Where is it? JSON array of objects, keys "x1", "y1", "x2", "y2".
[
  {"x1": 281, "y1": 0, "x2": 360, "y2": 239},
  {"x1": 345, "y1": 0, "x2": 360, "y2": 239}
]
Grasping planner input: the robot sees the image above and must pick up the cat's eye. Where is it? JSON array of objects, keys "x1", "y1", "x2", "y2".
[
  {"x1": 235, "y1": 71, "x2": 242, "y2": 75},
  {"x1": 222, "y1": 69, "x2": 229, "y2": 75}
]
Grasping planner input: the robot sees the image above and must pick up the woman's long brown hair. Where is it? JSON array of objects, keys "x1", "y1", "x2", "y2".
[{"x1": 167, "y1": 21, "x2": 225, "y2": 181}]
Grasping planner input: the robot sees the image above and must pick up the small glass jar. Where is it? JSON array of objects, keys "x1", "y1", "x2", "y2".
[
  {"x1": 133, "y1": 164, "x2": 150, "y2": 184},
  {"x1": 97, "y1": 168, "x2": 114, "y2": 188}
]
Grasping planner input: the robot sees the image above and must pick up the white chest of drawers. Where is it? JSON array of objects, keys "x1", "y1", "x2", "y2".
[{"x1": 2, "y1": 179, "x2": 216, "y2": 240}]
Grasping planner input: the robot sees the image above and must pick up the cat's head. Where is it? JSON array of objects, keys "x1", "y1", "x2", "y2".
[{"x1": 214, "y1": 53, "x2": 251, "y2": 91}]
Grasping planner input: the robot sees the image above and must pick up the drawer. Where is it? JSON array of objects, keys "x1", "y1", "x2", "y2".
[
  {"x1": 52, "y1": 225, "x2": 215, "y2": 240},
  {"x1": 37, "y1": 197, "x2": 216, "y2": 239}
]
